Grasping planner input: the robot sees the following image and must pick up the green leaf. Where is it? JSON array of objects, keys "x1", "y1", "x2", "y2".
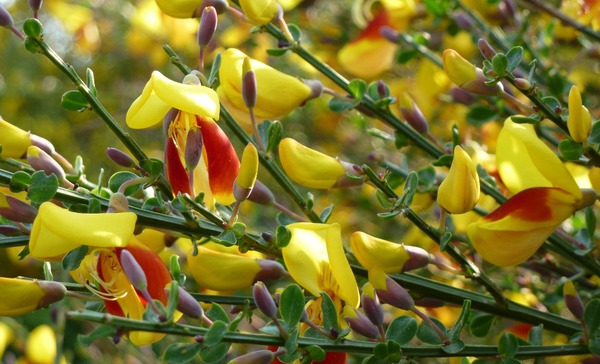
[
  {"x1": 78, "y1": 325, "x2": 117, "y2": 345},
  {"x1": 589, "y1": 121, "x2": 600, "y2": 144},
  {"x1": 491, "y1": 53, "x2": 508, "y2": 76},
  {"x1": 349, "y1": 79, "x2": 368, "y2": 100},
  {"x1": 88, "y1": 198, "x2": 102, "y2": 213},
  {"x1": 416, "y1": 317, "x2": 446, "y2": 344},
  {"x1": 267, "y1": 121, "x2": 284, "y2": 153},
  {"x1": 541, "y1": 96, "x2": 561, "y2": 111},
  {"x1": 589, "y1": 337, "x2": 600, "y2": 356},
  {"x1": 9, "y1": 171, "x2": 32, "y2": 193},
  {"x1": 280, "y1": 284, "x2": 305, "y2": 331},
  {"x1": 285, "y1": 328, "x2": 299, "y2": 357},
  {"x1": 320, "y1": 204, "x2": 334, "y2": 223},
  {"x1": 558, "y1": 139, "x2": 584, "y2": 160},
  {"x1": 61, "y1": 245, "x2": 89, "y2": 271},
  {"x1": 203, "y1": 320, "x2": 228, "y2": 346},
  {"x1": 585, "y1": 207, "x2": 597, "y2": 244},
  {"x1": 448, "y1": 300, "x2": 471, "y2": 341},
  {"x1": 23, "y1": 18, "x2": 43, "y2": 39},
  {"x1": 433, "y1": 154, "x2": 453, "y2": 167},
  {"x1": 396, "y1": 49, "x2": 418, "y2": 63},
  {"x1": 377, "y1": 211, "x2": 401, "y2": 219},
  {"x1": 108, "y1": 171, "x2": 140, "y2": 196},
  {"x1": 61, "y1": 90, "x2": 89, "y2": 111},
  {"x1": 466, "y1": 105, "x2": 498, "y2": 126},
  {"x1": 386, "y1": 315, "x2": 417, "y2": 345},
  {"x1": 287, "y1": 23, "x2": 302, "y2": 41},
  {"x1": 439, "y1": 232, "x2": 452, "y2": 252},
  {"x1": 206, "y1": 303, "x2": 231, "y2": 323},
  {"x1": 528, "y1": 324, "x2": 543, "y2": 345},
  {"x1": 394, "y1": 131, "x2": 409, "y2": 149},
  {"x1": 266, "y1": 48, "x2": 289, "y2": 57},
  {"x1": 139, "y1": 158, "x2": 163, "y2": 179},
  {"x1": 213, "y1": 230, "x2": 237, "y2": 246},
  {"x1": 470, "y1": 314, "x2": 494, "y2": 337},
  {"x1": 86, "y1": 68, "x2": 98, "y2": 97},
  {"x1": 367, "y1": 128, "x2": 395, "y2": 141},
  {"x1": 207, "y1": 52, "x2": 221, "y2": 87},
  {"x1": 163, "y1": 342, "x2": 201, "y2": 364},
  {"x1": 320, "y1": 292, "x2": 339, "y2": 334},
  {"x1": 28, "y1": 171, "x2": 59, "y2": 203},
  {"x1": 200, "y1": 342, "x2": 230, "y2": 363},
  {"x1": 24, "y1": 37, "x2": 43, "y2": 53},
  {"x1": 416, "y1": 165, "x2": 436, "y2": 187},
  {"x1": 328, "y1": 98, "x2": 357, "y2": 113},
  {"x1": 498, "y1": 332, "x2": 519, "y2": 358},
  {"x1": 305, "y1": 345, "x2": 326, "y2": 362},
  {"x1": 506, "y1": 46, "x2": 524, "y2": 72},
  {"x1": 510, "y1": 116, "x2": 539, "y2": 124},
  {"x1": 276, "y1": 225, "x2": 292, "y2": 248},
  {"x1": 442, "y1": 339, "x2": 465, "y2": 354},
  {"x1": 584, "y1": 299, "x2": 600, "y2": 335}
]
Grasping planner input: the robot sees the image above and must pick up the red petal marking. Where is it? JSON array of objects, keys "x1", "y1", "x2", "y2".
[
  {"x1": 97, "y1": 250, "x2": 125, "y2": 317},
  {"x1": 484, "y1": 187, "x2": 561, "y2": 223},
  {"x1": 164, "y1": 137, "x2": 192, "y2": 196},
  {"x1": 119, "y1": 244, "x2": 171, "y2": 305},
  {"x1": 353, "y1": 11, "x2": 390, "y2": 42},
  {"x1": 196, "y1": 116, "x2": 240, "y2": 196}
]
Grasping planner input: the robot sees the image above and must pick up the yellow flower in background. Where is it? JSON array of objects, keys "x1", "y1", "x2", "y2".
[
  {"x1": 279, "y1": 138, "x2": 361, "y2": 189},
  {"x1": 0, "y1": 278, "x2": 66, "y2": 317},
  {"x1": 0, "y1": 117, "x2": 31, "y2": 159},
  {"x1": 25, "y1": 325, "x2": 64, "y2": 364},
  {"x1": 217, "y1": 48, "x2": 312, "y2": 132},
  {"x1": 567, "y1": 85, "x2": 592, "y2": 143},
  {"x1": 282, "y1": 223, "x2": 359, "y2": 308},
  {"x1": 239, "y1": 0, "x2": 279, "y2": 25},
  {"x1": 187, "y1": 242, "x2": 285, "y2": 291},
  {"x1": 154, "y1": 0, "x2": 204, "y2": 18},
  {"x1": 0, "y1": 322, "x2": 12, "y2": 358},
  {"x1": 29, "y1": 202, "x2": 137, "y2": 261},
  {"x1": 437, "y1": 145, "x2": 480, "y2": 214},
  {"x1": 496, "y1": 117, "x2": 581, "y2": 198},
  {"x1": 126, "y1": 71, "x2": 220, "y2": 129}
]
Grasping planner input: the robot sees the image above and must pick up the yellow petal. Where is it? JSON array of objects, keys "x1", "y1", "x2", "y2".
[
  {"x1": 237, "y1": 143, "x2": 259, "y2": 190},
  {"x1": 0, "y1": 278, "x2": 45, "y2": 316},
  {"x1": 567, "y1": 86, "x2": 592, "y2": 143},
  {"x1": 0, "y1": 322, "x2": 13, "y2": 358},
  {"x1": 155, "y1": 0, "x2": 203, "y2": 18},
  {"x1": 279, "y1": 138, "x2": 345, "y2": 189},
  {"x1": 29, "y1": 202, "x2": 137, "y2": 261},
  {"x1": 437, "y1": 145, "x2": 480, "y2": 214},
  {"x1": 26, "y1": 325, "x2": 57, "y2": 363},
  {"x1": 239, "y1": 0, "x2": 278, "y2": 25},
  {"x1": 0, "y1": 118, "x2": 31, "y2": 159},
  {"x1": 350, "y1": 231, "x2": 410, "y2": 273},
  {"x1": 496, "y1": 117, "x2": 581, "y2": 199},
  {"x1": 442, "y1": 49, "x2": 477, "y2": 87}
]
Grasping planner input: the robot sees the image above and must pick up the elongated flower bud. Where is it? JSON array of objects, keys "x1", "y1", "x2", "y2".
[
  {"x1": 567, "y1": 86, "x2": 592, "y2": 143},
  {"x1": 437, "y1": 145, "x2": 480, "y2": 214},
  {"x1": 0, "y1": 193, "x2": 38, "y2": 223},
  {"x1": 120, "y1": 249, "x2": 148, "y2": 292},
  {"x1": 27, "y1": 146, "x2": 67, "y2": 182},
  {"x1": 166, "y1": 286, "x2": 204, "y2": 319},
  {"x1": 197, "y1": 6, "x2": 217, "y2": 47},
  {"x1": 234, "y1": 143, "x2": 259, "y2": 202},
  {"x1": 0, "y1": 278, "x2": 66, "y2": 316},
  {"x1": 185, "y1": 127, "x2": 203, "y2": 172},
  {"x1": 0, "y1": 5, "x2": 14, "y2": 29},
  {"x1": 29, "y1": 134, "x2": 55, "y2": 155},
  {"x1": 28, "y1": 0, "x2": 43, "y2": 17},
  {"x1": 361, "y1": 283, "x2": 383, "y2": 326},
  {"x1": 242, "y1": 58, "x2": 257, "y2": 109},
  {"x1": 253, "y1": 281, "x2": 277, "y2": 318},
  {"x1": 477, "y1": 38, "x2": 497, "y2": 60},
  {"x1": 343, "y1": 306, "x2": 380, "y2": 339},
  {"x1": 106, "y1": 147, "x2": 136, "y2": 168},
  {"x1": 247, "y1": 180, "x2": 275, "y2": 205},
  {"x1": 442, "y1": 49, "x2": 502, "y2": 96},
  {"x1": 369, "y1": 269, "x2": 414, "y2": 310},
  {"x1": 398, "y1": 93, "x2": 428, "y2": 134},
  {"x1": 563, "y1": 280, "x2": 584, "y2": 319}
]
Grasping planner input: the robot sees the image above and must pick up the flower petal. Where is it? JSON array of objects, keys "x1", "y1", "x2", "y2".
[{"x1": 350, "y1": 231, "x2": 410, "y2": 273}]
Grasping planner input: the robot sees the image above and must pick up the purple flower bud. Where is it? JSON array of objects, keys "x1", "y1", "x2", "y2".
[
  {"x1": 0, "y1": 194, "x2": 38, "y2": 223},
  {"x1": 185, "y1": 127, "x2": 203, "y2": 172},
  {"x1": 253, "y1": 281, "x2": 277, "y2": 318},
  {"x1": 563, "y1": 280, "x2": 584, "y2": 320},
  {"x1": 402, "y1": 246, "x2": 431, "y2": 272},
  {"x1": 453, "y1": 12, "x2": 473, "y2": 30},
  {"x1": 361, "y1": 292, "x2": 384, "y2": 326},
  {"x1": 28, "y1": 0, "x2": 43, "y2": 18},
  {"x1": 450, "y1": 87, "x2": 474, "y2": 105},
  {"x1": 0, "y1": 225, "x2": 25, "y2": 236},
  {"x1": 376, "y1": 80, "x2": 389, "y2": 99},
  {"x1": 376, "y1": 276, "x2": 414, "y2": 310},
  {"x1": 513, "y1": 78, "x2": 532, "y2": 91},
  {"x1": 119, "y1": 249, "x2": 148, "y2": 292},
  {"x1": 399, "y1": 103, "x2": 429, "y2": 134},
  {"x1": 106, "y1": 147, "x2": 136, "y2": 168},
  {"x1": 37, "y1": 280, "x2": 67, "y2": 308},
  {"x1": 196, "y1": 0, "x2": 228, "y2": 15},
  {"x1": 173, "y1": 286, "x2": 204, "y2": 319},
  {"x1": 302, "y1": 79, "x2": 324, "y2": 100},
  {"x1": 27, "y1": 146, "x2": 67, "y2": 182},
  {"x1": 197, "y1": 6, "x2": 218, "y2": 47},
  {"x1": 30, "y1": 134, "x2": 55, "y2": 155},
  {"x1": 255, "y1": 260, "x2": 286, "y2": 282},
  {"x1": 248, "y1": 180, "x2": 275, "y2": 205},
  {"x1": 380, "y1": 26, "x2": 399, "y2": 43},
  {"x1": 242, "y1": 59, "x2": 257, "y2": 109},
  {"x1": 344, "y1": 308, "x2": 380, "y2": 339},
  {"x1": 163, "y1": 108, "x2": 179, "y2": 137},
  {"x1": 478, "y1": 38, "x2": 497, "y2": 60},
  {"x1": 0, "y1": 5, "x2": 14, "y2": 29},
  {"x1": 229, "y1": 350, "x2": 276, "y2": 364}
]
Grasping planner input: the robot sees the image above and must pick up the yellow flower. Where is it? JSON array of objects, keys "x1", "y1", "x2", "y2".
[
  {"x1": 0, "y1": 322, "x2": 12, "y2": 358},
  {"x1": 279, "y1": 138, "x2": 361, "y2": 189},
  {"x1": 567, "y1": 85, "x2": 592, "y2": 143},
  {"x1": 0, "y1": 278, "x2": 66, "y2": 316},
  {"x1": 126, "y1": 71, "x2": 220, "y2": 129},
  {"x1": 236, "y1": 143, "x2": 259, "y2": 190},
  {"x1": 187, "y1": 243, "x2": 285, "y2": 291},
  {"x1": 29, "y1": 202, "x2": 137, "y2": 261},
  {"x1": 442, "y1": 49, "x2": 502, "y2": 96},
  {"x1": 239, "y1": 0, "x2": 278, "y2": 25},
  {"x1": 282, "y1": 223, "x2": 359, "y2": 308},
  {"x1": 350, "y1": 232, "x2": 410, "y2": 273},
  {"x1": 154, "y1": 0, "x2": 206, "y2": 18},
  {"x1": 0, "y1": 117, "x2": 31, "y2": 159},
  {"x1": 217, "y1": 48, "x2": 312, "y2": 132},
  {"x1": 437, "y1": 145, "x2": 480, "y2": 214},
  {"x1": 496, "y1": 117, "x2": 581, "y2": 198},
  {"x1": 26, "y1": 325, "x2": 59, "y2": 364}
]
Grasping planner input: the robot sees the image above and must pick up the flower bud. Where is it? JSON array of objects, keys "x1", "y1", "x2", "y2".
[
  {"x1": 369, "y1": 269, "x2": 414, "y2": 310},
  {"x1": 398, "y1": 93, "x2": 428, "y2": 134},
  {"x1": 29, "y1": 134, "x2": 55, "y2": 155},
  {"x1": 248, "y1": 180, "x2": 275, "y2": 205},
  {"x1": 0, "y1": 193, "x2": 38, "y2": 223},
  {"x1": 242, "y1": 58, "x2": 257, "y2": 109},
  {"x1": 0, "y1": 225, "x2": 24, "y2": 236},
  {"x1": 563, "y1": 280, "x2": 584, "y2": 319},
  {"x1": 197, "y1": 6, "x2": 218, "y2": 47},
  {"x1": 379, "y1": 26, "x2": 399, "y2": 43},
  {"x1": 28, "y1": 0, "x2": 43, "y2": 18},
  {"x1": 106, "y1": 147, "x2": 136, "y2": 168},
  {"x1": 454, "y1": 12, "x2": 474, "y2": 30},
  {"x1": 477, "y1": 38, "x2": 497, "y2": 60},
  {"x1": 169, "y1": 285, "x2": 204, "y2": 319},
  {"x1": 27, "y1": 146, "x2": 70, "y2": 185},
  {"x1": 234, "y1": 143, "x2": 259, "y2": 202},
  {"x1": 119, "y1": 249, "x2": 148, "y2": 292},
  {"x1": 0, "y1": 278, "x2": 66, "y2": 316},
  {"x1": 442, "y1": 49, "x2": 502, "y2": 96},
  {"x1": 361, "y1": 283, "x2": 383, "y2": 326},
  {"x1": 402, "y1": 246, "x2": 431, "y2": 272},
  {"x1": 254, "y1": 260, "x2": 287, "y2": 282},
  {"x1": 228, "y1": 350, "x2": 276, "y2": 364},
  {"x1": 108, "y1": 192, "x2": 129, "y2": 213},
  {"x1": 0, "y1": 5, "x2": 14, "y2": 29},
  {"x1": 343, "y1": 306, "x2": 380, "y2": 339},
  {"x1": 239, "y1": 0, "x2": 278, "y2": 25},
  {"x1": 185, "y1": 127, "x2": 203, "y2": 172},
  {"x1": 200, "y1": 0, "x2": 228, "y2": 15},
  {"x1": 253, "y1": 281, "x2": 277, "y2": 318},
  {"x1": 567, "y1": 85, "x2": 592, "y2": 143},
  {"x1": 437, "y1": 145, "x2": 480, "y2": 214},
  {"x1": 302, "y1": 79, "x2": 324, "y2": 99},
  {"x1": 513, "y1": 78, "x2": 531, "y2": 91}
]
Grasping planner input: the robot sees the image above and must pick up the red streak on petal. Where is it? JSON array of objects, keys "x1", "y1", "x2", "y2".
[
  {"x1": 196, "y1": 116, "x2": 240, "y2": 197},
  {"x1": 164, "y1": 137, "x2": 192, "y2": 196},
  {"x1": 484, "y1": 187, "x2": 561, "y2": 223},
  {"x1": 314, "y1": 352, "x2": 347, "y2": 364},
  {"x1": 353, "y1": 11, "x2": 390, "y2": 42},
  {"x1": 97, "y1": 250, "x2": 125, "y2": 317}
]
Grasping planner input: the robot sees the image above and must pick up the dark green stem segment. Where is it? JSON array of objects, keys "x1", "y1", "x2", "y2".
[{"x1": 66, "y1": 310, "x2": 587, "y2": 358}]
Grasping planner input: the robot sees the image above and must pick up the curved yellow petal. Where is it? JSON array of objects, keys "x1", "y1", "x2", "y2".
[
  {"x1": 442, "y1": 49, "x2": 477, "y2": 86},
  {"x1": 567, "y1": 86, "x2": 592, "y2": 143},
  {"x1": 155, "y1": 0, "x2": 203, "y2": 18},
  {"x1": 29, "y1": 202, "x2": 137, "y2": 261},
  {"x1": 0, "y1": 278, "x2": 44, "y2": 316},
  {"x1": 279, "y1": 138, "x2": 345, "y2": 189},
  {"x1": 437, "y1": 145, "x2": 480, "y2": 214},
  {"x1": 496, "y1": 117, "x2": 581, "y2": 199},
  {"x1": 239, "y1": 0, "x2": 278, "y2": 25},
  {"x1": 237, "y1": 143, "x2": 259, "y2": 190},
  {"x1": 0, "y1": 118, "x2": 31, "y2": 159},
  {"x1": 350, "y1": 231, "x2": 410, "y2": 273}
]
